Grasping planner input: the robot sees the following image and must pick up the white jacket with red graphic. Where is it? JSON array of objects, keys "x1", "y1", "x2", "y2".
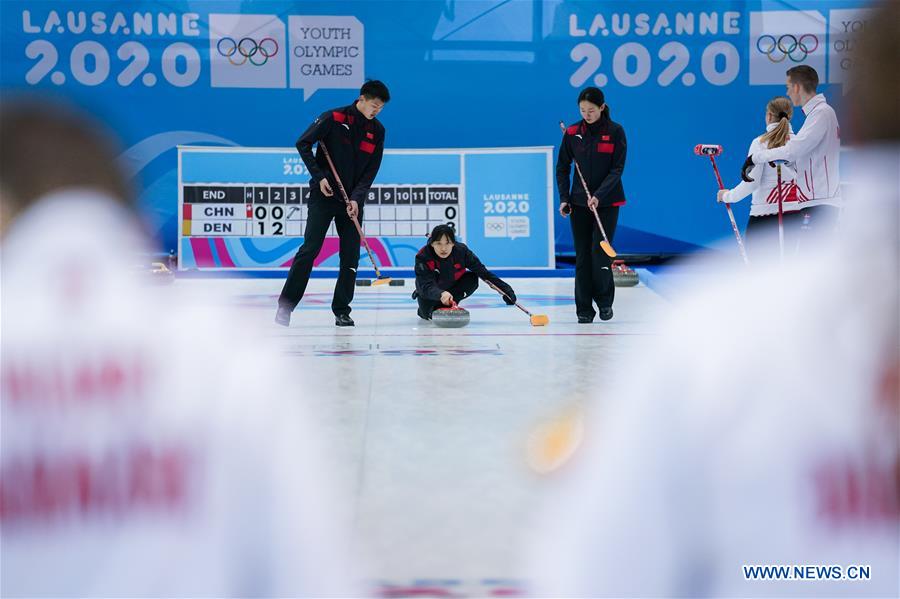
[
  {"x1": 724, "y1": 123, "x2": 805, "y2": 217},
  {"x1": 752, "y1": 94, "x2": 842, "y2": 208}
]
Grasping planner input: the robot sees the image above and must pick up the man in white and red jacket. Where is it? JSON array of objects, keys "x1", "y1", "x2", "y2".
[{"x1": 742, "y1": 66, "x2": 841, "y2": 233}]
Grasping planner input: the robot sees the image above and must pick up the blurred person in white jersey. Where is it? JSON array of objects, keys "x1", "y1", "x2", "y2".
[
  {"x1": 527, "y1": 2, "x2": 899, "y2": 597},
  {"x1": 0, "y1": 100, "x2": 363, "y2": 597}
]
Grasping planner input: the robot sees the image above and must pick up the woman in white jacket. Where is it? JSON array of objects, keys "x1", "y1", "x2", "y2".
[{"x1": 718, "y1": 97, "x2": 808, "y2": 257}]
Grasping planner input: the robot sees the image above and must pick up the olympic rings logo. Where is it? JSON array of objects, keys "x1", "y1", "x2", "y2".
[
  {"x1": 216, "y1": 36, "x2": 279, "y2": 66},
  {"x1": 755, "y1": 34, "x2": 819, "y2": 63}
]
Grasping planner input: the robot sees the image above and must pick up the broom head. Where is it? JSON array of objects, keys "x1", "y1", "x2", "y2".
[
  {"x1": 599, "y1": 240, "x2": 617, "y2": 258},
  {"x1": 530, "y1": 314, "x2": 549, "y2": 326}
]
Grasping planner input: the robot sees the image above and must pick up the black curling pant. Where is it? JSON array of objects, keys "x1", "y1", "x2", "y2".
[
  {"x1": 570, "y1": 205, "x2": 619, "y2": 319},
  {"x1": 744, "y1": 210, "x2": 805, "y2": 260},
  {"x1": 417, "y1": 272, "x2": 479, "y2": 318},
  {"x1": 279, "y1": 195, "x2": 362, "y2": 316}
]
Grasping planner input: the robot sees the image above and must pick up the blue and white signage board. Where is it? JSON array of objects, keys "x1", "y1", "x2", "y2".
[{"x1": 178, "y1": 146, "x2": 555, "y2": 271}]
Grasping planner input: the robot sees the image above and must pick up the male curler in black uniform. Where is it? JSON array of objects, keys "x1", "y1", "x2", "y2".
[{"x1": 275, "y1": 81, "x2": 390, "y2": 327}]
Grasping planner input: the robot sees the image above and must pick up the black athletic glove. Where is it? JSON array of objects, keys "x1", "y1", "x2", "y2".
[
  {"x1": 502, "y1": 288, "x2": 517, "y2": 305},
  {"x1": 741, "y1": 155, "x2": 756, "y2": 183}
]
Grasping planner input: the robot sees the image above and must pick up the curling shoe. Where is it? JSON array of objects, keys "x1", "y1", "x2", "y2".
[
  {"x1": 275, "y1": 306, "x2": 292, "y2": 327},
  {"x1": 335, "y1": 314, "x2": 355, "y2": 327}
]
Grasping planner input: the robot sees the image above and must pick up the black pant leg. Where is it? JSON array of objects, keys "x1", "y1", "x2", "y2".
[
  {"x1": 783, "y1": 210, "x2": 806, "y2": 256},
  {"x1": 744, "y1": 214, "x2": 775, "y2": 260},
  {"x1": 331, "y1": 206, "x2": 362, "y2": 316},
  {"x1": 417, "y1": 272, "x2": 478, "y2": 318},
  {"x1": 745, "y1": 211, "x2": 806, "y2": 260},
  {"x1": 448, "y1": 272, "x2": 479, "y2": 303},
  {"x1": 593, "y1": 206, "x2": 619, "y2": 309},
  {"x1": 570, "y1": 206, "x2": 596, "y2": 319},
  {"x1": 417, "y1": 295, "x2": 440, "y2": 318},
  {"x1": 278, "y1": 198, "x2": 333, "y2": 309},
  {"x1": 800, "y1": 204, "x2": 840, "y2": 248}
]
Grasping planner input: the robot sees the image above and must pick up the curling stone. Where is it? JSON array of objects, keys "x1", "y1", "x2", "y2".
[
  {"x1": 612, "y1": 260, "x2": 639, "y2": 287},
  {"x1": 432, "y1": 305, "x2": 470, "y2": 328}
]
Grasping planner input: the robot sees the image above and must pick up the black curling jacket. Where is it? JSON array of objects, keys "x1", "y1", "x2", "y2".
[
  {"x1": 556, "y1": 117, "x2": 627, "y2": 208},
  {"x1": 414, "y1": 242, "x2": 514, "y2": 302},
  {"x1": 296, "y1": 103, "x2": 385, "y2": 205}
]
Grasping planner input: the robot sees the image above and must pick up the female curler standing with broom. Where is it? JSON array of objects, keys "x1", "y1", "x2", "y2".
[
  {"x1": 557, "y1": 87, "x2": 628, "y2": 323},
  {"x1": 717, "y1": 96, "x2": 805, "y2": 259}
]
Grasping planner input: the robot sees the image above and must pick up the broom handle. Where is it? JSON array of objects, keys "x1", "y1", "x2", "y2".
[
  {"x1": 318, "y1": 141, "x2": 385, "y2": 277},
  {"x1": 559, "y1": 121, "x2": 613, "y2": 245},
  {"x1": 574, "y1": 163, "x2": 611, "y2": 243},
  {"x1": 484, "y1": 279, "x2": 532, "y2": 316},
  {"x1": 776, "y1": 162, "x2": 785, "y2": 262},
  {"x1": 317, "y1": 142, "x2": 364, "y2": 237},
  {"x1": 709, "y1": 154, "x2": 750, "y2": 265}
]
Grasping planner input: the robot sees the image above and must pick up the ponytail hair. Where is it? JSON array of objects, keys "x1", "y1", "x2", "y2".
[
  {"x1": 577, "y1": 86, "x2": 611, "y2": 122},
  {"x1": 760, "y1": 96, "x2": 792, "y2": 149}
]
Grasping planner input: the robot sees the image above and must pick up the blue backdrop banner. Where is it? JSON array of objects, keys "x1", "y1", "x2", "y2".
[{"x1": 0, "y1": 0, "x2": 872, "y2": 258}]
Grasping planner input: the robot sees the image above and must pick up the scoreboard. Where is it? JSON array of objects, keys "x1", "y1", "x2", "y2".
[
  {"x1": 178, "y1": 147, "x2": 554, "y2": 270},
  {"x1": 181, "y1": 184, "x2": 461, "y2": 238}
]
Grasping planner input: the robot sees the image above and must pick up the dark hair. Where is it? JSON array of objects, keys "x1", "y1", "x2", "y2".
[
  {"x1": 577, "y1": 86, "x2": 611, "y2": 120},
  {"x1": 360, "y1": 80, "x2": 390, "y2": 103},
  {"x1": 0, "y1": 99, "x2": 131, "y2": 219},
  {"x1": 786, "y1": 65, "x2": 819, "y2": 94},
  {"x1": 428, "y1": 224, "x2": 456, "y2": 245}
]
